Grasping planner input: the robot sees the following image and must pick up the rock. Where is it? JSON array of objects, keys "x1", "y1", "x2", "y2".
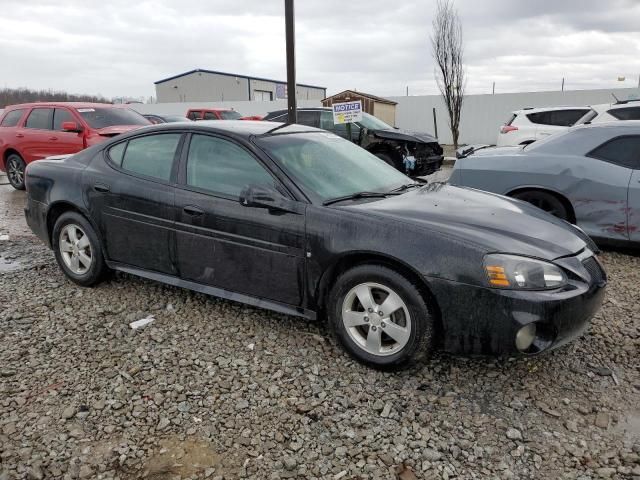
[
  {"x1": 380, "y1": 402, "x2": 393, "y2": 418},
  {"x1": 565, "y1": 419, "x2": 579, "y2": 432},
  {"x1": 78, "y1": 465, "x2": 93, "y2": 479},
  {"x1": 595, "y1": 412, "x2": 610, "y2": 429},
  {"x1": 283, "y1": 457, "x2": 297, "y2": 471},
  {"x1": 157, "y1": 417, "x2": 170, "y2": 430},
  {"x1": 423, "y1": 448, "x2": 442, "y2": 462},
  {"x1": 595, "y1": 467, "x2": 616, "y2": 478},
  {"x1": 27, "y1": 465, "x2": 44, "y2": 480},
  {"x1": 506, "y1": 428, "x2": 522, "y2": 441},
  {"x1": 236, "y1": 399, "x2": 249, "y2": 410},
  {"x1": 61, "y1": 406, "x2": 76, "y2": 420}
]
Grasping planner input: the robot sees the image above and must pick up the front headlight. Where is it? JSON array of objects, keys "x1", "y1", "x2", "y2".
[{"x1": 483, "y1": 254, "x2": 567, "y2": 290}]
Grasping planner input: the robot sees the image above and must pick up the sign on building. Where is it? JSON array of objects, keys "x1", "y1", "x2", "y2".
[{"x1": 332, "y1": 101, "x2": 363, "y2": 124}]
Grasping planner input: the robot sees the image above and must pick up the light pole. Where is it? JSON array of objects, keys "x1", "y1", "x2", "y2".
[{"x1": 285, "y1": 0, "x2": 297, "y2": 123}]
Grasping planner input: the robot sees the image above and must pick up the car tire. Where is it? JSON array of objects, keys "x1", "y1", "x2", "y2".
[
  {"x1": 6, "y1": 153, "x2": 26, "y2": 190},
  {"x1": 328, "y1": 264, "x2": 435, "y2": 368},
  {"x1": 52, "y1": 212, "x2": 109, "y2": 287},
  {"x1": 512, "y1": 190, "x2": 570, "y2": 221}
]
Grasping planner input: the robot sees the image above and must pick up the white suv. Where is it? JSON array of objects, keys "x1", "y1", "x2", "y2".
[
  {"x1": 496, "y1": 106, "x2": 591, "y2": 147},
  {"x1": 576, "y1": 100, "x2": 640, "y2": 124}
]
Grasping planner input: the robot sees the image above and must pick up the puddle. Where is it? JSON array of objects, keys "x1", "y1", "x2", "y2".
[{"x1": 0, "y1": 257, "x2": 22, "y2": 273}]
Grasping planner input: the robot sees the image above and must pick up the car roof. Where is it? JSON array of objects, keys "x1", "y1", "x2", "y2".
[
  {"x1": 512, "y1": 106, "x2": 590, "y2": 114},
  {"x1": 4, "y1": 102, "x2": 118, "y2": 110},
  {"x1": 573, "y1": 120, "x2": 640, "y2": 130},
  {"x1": 128, "y1": 120, "x2": 324, "y2": 138},
  {"x1": 267, "y1": 107, "x2": 332, "y2": 116},
  {"x1": 187, "y1": 108, "x2": 236, "y2": 112}
]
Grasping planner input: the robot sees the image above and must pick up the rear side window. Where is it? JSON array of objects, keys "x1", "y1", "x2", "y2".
[
  {"x1": 53, "y1": 108, "x2": 76, "y2": 131},
  {"x1": 203, "y1": 111, "x2": 218, "y2": 120},
  {"x1": 186, "y1": 134, "x2": 276, "y2": 198},
  {"x1": 0, "y1": 109, "x2": 25, "y2": 127},
  {"x1": 188, "y1": 110, "x2": 202, "y2": 120},
  {"x1": 608, "y1": 107, "x2": 640, "y2": 121},
  {"x1": 115, "y1": 134, "x2": 182, "y2": 181},
  {"x1": 25, "y1": 108, "x2": 54, "y2": 130},
  {"x1": 588, "y1": 135, "x2": 640, "y2": 169},
  {"x1": 297, "y1": 111, "x2": 320, "y2": 128},
  {"x1": 527, "y1": 109, "x2": 588, "y2": 127}
]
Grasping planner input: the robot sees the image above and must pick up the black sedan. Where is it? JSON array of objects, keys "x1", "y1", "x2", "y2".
[
  {"x1": 24, "y1": 121, "x2": 606, "y2": 367},
  {"x1": 262, "y1": 108, "x2": 444, "y2": 176}
]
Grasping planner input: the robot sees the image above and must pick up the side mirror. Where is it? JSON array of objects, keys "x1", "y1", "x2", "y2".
[
  {"x1": 62, "y1": 121, "x2": 83, "y2": 133},
  {"x1": 239, "y1": 185, "x2": 300, "y2": 214}
]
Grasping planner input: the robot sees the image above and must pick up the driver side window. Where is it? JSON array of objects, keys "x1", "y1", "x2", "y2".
[{"x1": 186, "y1": 134, "x2": 277, "y2": 198}]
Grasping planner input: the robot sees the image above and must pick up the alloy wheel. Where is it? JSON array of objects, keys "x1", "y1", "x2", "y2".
[
  {"x1": 59, "y1": 224, "x2": 93, "y2": 275},
  {"x1": 341, "y1": 282, "x2": 412, "y2": 356},
  {"x1": 7, "y1": 157, "x2": 24, "y2": 187}
]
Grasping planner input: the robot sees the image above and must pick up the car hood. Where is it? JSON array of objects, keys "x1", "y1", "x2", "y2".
[
  {"x1": 95, "y1": 125, "x2": 144, "y2": 137},
  {"x1": 344, "y1": 184, "x2": 586, "y2": 260},
  {"x1": 470, "y1": 145, "x2": 524, "y2": 157},
  {"x1": 370, "y1": 128, "x2": 438, "y2": 144}
]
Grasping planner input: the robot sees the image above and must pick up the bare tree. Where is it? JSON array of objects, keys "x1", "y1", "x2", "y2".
[{"x1": 431, "y1": 0, "x2": 465, "y2": 149}]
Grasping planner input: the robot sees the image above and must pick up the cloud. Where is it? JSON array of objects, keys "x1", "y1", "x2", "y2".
[{"x1": 0, "y1": 0, "x2": 638, "y2": 99}]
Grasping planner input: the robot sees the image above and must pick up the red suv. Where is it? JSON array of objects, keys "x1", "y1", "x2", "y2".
[{"x1": 0, "y1": 102, "x2": 150, "y2": 189}]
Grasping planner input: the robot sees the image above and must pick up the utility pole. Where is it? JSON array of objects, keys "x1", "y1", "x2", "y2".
[
  {"x1": 284, "y1": 0, "x2": 297, "y2": 123},
  {"x1": 561, "y1": 77, "x2": 565, "y2": 92},
  {"x1": 406, "y1": 85, "x2": 409, "y2": 96},
  {"x1": 492, "y1": 82, "x2": 495, "y2": 95}
]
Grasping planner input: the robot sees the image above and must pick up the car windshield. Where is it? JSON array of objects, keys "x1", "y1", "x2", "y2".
[
  {"x1": 76, "y1": 107, "x2": 150, "y2": 128},
  {"x1": 357, "y1": 112, "x2": 394, "y2": 130},
  {"x1": 220, "y1": 110, "x2": 243, "y2": 120},
  {"x1": 255, "y1": 132, "x2": 410, "y2": 202}
]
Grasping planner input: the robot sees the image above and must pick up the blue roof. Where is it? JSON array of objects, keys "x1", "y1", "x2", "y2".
[{"x1": 154, "y1": 68, "x2": 326, "y2": 90}]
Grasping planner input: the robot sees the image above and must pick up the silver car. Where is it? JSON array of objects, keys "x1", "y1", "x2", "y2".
[{"x1": 449, "y1": 121, "x2": 640, "y2": 245}]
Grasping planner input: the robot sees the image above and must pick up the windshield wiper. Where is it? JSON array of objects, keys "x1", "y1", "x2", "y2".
[
  {"x1": 390, "y1": 183, "x2": 423, "y2": 193},
  {"x1": 322, "y1": 191, "x2": 398, "y2": 206}
]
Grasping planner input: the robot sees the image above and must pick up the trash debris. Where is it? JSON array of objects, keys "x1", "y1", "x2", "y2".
[
  {"x1": 0, "y1": 234, "x2": 9, "y2": 241},
  {"x1": 129, "y1": 315, "x2": 155, "y2": 329},
  {"x1": 247, "y1": 343, "x2": 255, "y2": 351}
]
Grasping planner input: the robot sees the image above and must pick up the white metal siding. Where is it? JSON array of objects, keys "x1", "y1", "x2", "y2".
[{"x1": 388, "y1": 87, "x2": 640, "y2": 144}]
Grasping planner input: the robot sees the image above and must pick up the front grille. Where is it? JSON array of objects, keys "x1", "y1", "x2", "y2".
[{"x1": 582, "y1": 256, "x2": 607, "y2": 285}]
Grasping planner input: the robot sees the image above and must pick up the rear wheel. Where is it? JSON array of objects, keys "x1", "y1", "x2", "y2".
[
  {"x1": 512, "y1": 190, "x2": 570, "y2": 221},
  {"x1": 52, "y1": 212, "x2": 108, "y2": 286},
  {"x1": 328, "y1": 265, "x2": 435, "y2": 368},
  {"x1": 6, "y1": 154, "x2": 26, "y2": 190}
]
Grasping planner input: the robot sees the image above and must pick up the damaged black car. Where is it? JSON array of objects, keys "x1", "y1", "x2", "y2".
[
  {"x1": 262, "y1": 108, "x2": 444, "y2": 176},
  {"x1": 24, "y1": 121, "x2": 605, "y2": 368}
]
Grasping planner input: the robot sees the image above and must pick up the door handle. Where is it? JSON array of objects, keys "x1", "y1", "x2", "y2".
[
  {"x1": 93, "y1": 183, "x2": 110, "y2": 193},
  {"x1": 49, "y1": 136, "x2": 58, "y2": 141},
  {"x1": 15, "y1": 133, "x2": 24, "y2": 138},
  {"x1": 183, "y1": 205, "x2": 204, "y2": 217}
]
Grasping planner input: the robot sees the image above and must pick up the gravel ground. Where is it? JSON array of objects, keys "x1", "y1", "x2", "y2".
[{"x1": 1, "y1": 177, "x2": 639, "y2": 480}]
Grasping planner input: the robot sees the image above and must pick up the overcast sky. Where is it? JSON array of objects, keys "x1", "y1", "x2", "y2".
[{"x1": 2, "y1": 0, "x2": 639, "y2": 99}]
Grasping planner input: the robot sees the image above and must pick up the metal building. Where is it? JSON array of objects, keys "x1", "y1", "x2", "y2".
[{"x1": 154, "y1": 69, "x2": 326, "y2": 103}]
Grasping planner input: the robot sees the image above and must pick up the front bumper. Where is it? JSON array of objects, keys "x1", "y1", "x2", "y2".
[
  {"x1": 24, "y1": 197, "x2": 51, "y2": 247},
  {"x1": 428, "y1": 252, "x2": 606, "y2": 355},
  {"x1": 413, "y1": 155, "x2": 444, "y2": 176}
]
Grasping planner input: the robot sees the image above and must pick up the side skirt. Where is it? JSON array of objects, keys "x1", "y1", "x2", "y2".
[{"x1": 108, "y1": 262, "x2": 317, "y2": 320}]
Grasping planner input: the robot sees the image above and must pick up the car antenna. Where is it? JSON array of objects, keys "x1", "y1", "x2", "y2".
[{"x1": 611, "y1": 93, "x2": 620, "y2": 103}]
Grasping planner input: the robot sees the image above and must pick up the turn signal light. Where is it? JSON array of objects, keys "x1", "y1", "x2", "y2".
[
  {"x1": 485, "y1": 265, "x2": 510, "y2": 287},
  {"x1": 500, "y1": 125, "x2": 518, "y2": 134}
]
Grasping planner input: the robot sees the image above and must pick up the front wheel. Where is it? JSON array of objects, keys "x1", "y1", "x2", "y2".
[
  {"x1": 52, "y1": 212, "x2": 109, "y2": 286},
  {"x1": 512, "y1": 190, "x2": 570, "y2": 221},
  {"x1": 6, "y1": 154, "x2": 26, "y2": 190},
  {"x1": 328, "y1": 265, "x2": 435, "y2": 368}
]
